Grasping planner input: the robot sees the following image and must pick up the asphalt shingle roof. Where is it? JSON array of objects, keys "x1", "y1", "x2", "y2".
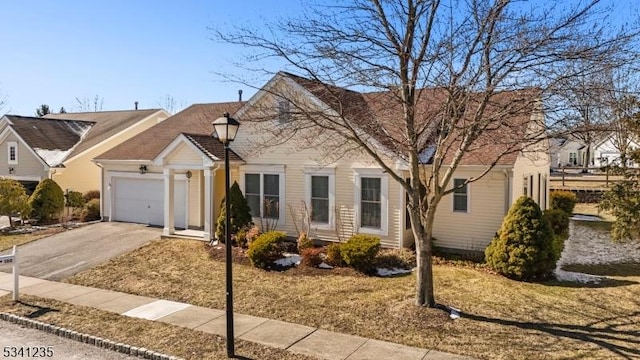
[
  {"x1": 44, "y1": 109, "x2": 165, "y2": 159},
  {"x1": 95, "y1": 102, "x2": 245, "y2": 161}
]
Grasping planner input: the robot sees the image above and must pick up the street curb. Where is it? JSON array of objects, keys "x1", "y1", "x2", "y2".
[{"x1": 0, "y1": 312, "x2": 184, "y2": 360}]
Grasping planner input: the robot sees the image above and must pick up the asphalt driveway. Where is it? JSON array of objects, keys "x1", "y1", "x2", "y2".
[{"x1": 0, "y1": 222, "x2": 161, "y2": 281}]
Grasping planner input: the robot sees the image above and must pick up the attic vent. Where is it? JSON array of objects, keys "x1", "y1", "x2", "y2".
[{"x1": 277, "y1": 100, "x2": 291, "y2": 124}]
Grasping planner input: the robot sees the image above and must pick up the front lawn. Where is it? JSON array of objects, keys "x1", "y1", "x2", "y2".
[{"x1": 66, "y1": 239, "x2": 640, "y2": 360}]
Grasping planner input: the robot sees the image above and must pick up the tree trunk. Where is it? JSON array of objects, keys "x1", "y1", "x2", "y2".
[{"x1": 413, "y1": 205, "x2": 437, "y2": 307}]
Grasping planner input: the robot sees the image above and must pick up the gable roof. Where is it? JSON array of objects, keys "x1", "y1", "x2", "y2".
[
  {"x1": 183, "y1": 133, "x2": 243, "y2": 162},
  {"x1": 3, "y1": 115, "x2": 95, "y2": 166},
  {"x1": 280, "y1": 72, "x2": 538, "y2": 166},
  {"x1": 44, "y1": 109, "x2": 166, "y2": 160},
  {"x1": 95, "y1": 103, "x2": 245, "y2": 161}
]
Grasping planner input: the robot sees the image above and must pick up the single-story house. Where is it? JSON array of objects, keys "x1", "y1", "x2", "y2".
[
  {"x1": 553, "y1": 138, "x2": 593, "y2": 167},
  {"x1": 593, "y1": 132, "x2": 640, "y2": 167},
  {"x1": 95, "y1": 72, "x2": 549, "y2": 252}
]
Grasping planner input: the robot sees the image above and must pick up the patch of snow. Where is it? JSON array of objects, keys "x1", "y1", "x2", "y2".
[
  {"x1": 376, "y1": 267, "x2": 413, "y2": 276},
  {"x1": 554, "y1": 268, "x2": 603, "y2": 284},
  {"x1": 318, "y1": 262, "x2": 333, "y2": 269},
  {"x1": 34, "y1": 148, "x2": 72, "y2": 167},
  {"x1": 559, "y1": 221, "x2": 640, "y2": 265},
  {"x1": 65, "y1": 121, "x2": 94, "y2": 138},
  {"x1": 418, "y1": 146, "x2": 436, "y2": 164},
  {"x1": 570, "y1": 214, "x2": 603, "y2": 221},
  {"x1": 274, "y1": 253, "x2": 301, "y2": 267},
  {"x1": 448, "y1": 306, "x2": 461, "y2": 319}
]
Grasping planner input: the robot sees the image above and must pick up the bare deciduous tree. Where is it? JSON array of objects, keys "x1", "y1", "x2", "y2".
[
  {"x1": 157, "y1": 94, "x2": 188, "y2": 114},
  {"x1": 215, "y1": 0, "x2": 639, "y2": 307},
  {"x1": 75, "y1": 94, "x2": 104, "y2": 112}
]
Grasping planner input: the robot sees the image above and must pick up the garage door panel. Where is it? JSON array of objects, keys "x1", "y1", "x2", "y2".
[{"x1": 113, "y1": 177, "x2": 186, "y2": 228}]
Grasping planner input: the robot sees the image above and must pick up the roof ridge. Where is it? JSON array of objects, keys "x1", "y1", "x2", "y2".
[
  {"x1": 46, "y1": 108, "x2": 162, "y2": 115},
  {"x1": 7, "y1": 114, "x2": 96, "y2": 124}
]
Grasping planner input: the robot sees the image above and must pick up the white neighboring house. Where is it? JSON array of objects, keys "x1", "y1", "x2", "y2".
[
  {"x1": 553, "y1": 138, "x2": 594, "y2": 168},
  {"x1": 593, "y1": 133, "x2": 640, "y2": 168}
]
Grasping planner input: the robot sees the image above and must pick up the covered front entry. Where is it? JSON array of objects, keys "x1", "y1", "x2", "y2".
[{"x1": 112, "y1": 176, "x2": 187, "y2": 228}]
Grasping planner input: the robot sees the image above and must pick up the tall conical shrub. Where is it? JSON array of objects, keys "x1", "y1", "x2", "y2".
[
  {"x1": 485, "y1": 196, "x2": 556, "y2": 281},
  {"x1": 215, "y1": 181, "x2": 253, "y2": 242}
]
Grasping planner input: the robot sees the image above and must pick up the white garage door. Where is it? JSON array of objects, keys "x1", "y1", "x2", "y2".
[{"x1": 113, "y1": 177, "x2": 186, "y2": 228}]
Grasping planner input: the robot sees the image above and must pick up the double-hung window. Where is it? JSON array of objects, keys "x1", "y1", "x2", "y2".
[
  {"x1": 452, "y1": 178, "x2": 468, "y2": 213},
  {"x1": 361, "y1": 177, "x2": 382, "y2": 228},
  {"x1": 304, "y1": 167, "x2": 335, "y2": 230},
  {"x1": 354, "y1": 169, "x2": 388, "y2": 236},
  {"x1": 242, "y1": 166, "x2": 285, "y2": 220}
]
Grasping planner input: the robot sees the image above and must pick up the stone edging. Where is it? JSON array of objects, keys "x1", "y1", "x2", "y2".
[{"x1": 0, "y1": 312, "x2": 184, "y2": 360}]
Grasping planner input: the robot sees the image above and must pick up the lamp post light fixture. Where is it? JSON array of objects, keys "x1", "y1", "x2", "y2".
[{"x1": 212, "y1": 112, "x2": 240, "y2": 358}]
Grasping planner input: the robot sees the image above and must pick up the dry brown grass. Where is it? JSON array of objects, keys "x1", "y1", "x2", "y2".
[
  {"x1": 0, "y1": 228, "x2": 65, "y2": 251},
  {"x1": 0, "y1": 295, "x2": 316, "y2": 360},
  {"x1": 66, "y1": 239, "x2": 640, "y2": 360}
]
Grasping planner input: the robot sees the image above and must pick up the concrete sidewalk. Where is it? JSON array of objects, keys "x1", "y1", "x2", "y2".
[{"x1": 0, "y1": 272, "x2": 472, "y2": 360}]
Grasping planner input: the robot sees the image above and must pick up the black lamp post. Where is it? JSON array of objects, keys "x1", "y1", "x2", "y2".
[{"x1": 212, "y1": 112, "x2": 240, "y2": 358}]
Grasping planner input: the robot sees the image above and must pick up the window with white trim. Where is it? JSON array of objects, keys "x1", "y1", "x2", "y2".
[
  {"x1": 361, "y1": 177, "x2": 382, "y2": 228},
  {"x1": 569, "y1": 152, "x2": 577, "y2": 165},
  {"x1": 452, "y1": 178, "x2": 468, "y2": 213},
  {"x1": 304, "y1": 167, "x2": 335, "y2": 230},
  {"x1": 242, "y1": 168, "x2": 285, "y2": 220},
  {"x1": 523, "y1": 176, "x2": 529, "y2": 196},
  {"x1": 7, "y1": 142, "x2": 17, "y2": 165},
  {"x1": 354, "y1": 169, "x2": 388, "y2": 236}
]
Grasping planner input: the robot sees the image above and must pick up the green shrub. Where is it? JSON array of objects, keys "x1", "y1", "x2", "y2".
[
  {"x1": 485, "y1": 196, "x2": 557, "y2": 281},
  {"x1": 325, "y1": 243, "x2": 343, "y2": 266},
  {"x1": 247, "y1": 231, "x2": 286, "y2": 269},
  {"x1": 551, "y1": 234, "x2": 566, "y2": 263},
  {"x1": 297, "y1": 231, "x2": 313, "y2": 253},
  {"x1": 80, "y1": 199, "x2": 101, "y2": 222},
  {"x1": 0, "y1": 178, "x2": 31, "y2": 227},
  {"x1": 374, "y1": 248, "x2": 417, "y2": 269},
  {"x1": 550, "y1": 190, "x2": 577, "y2": 215},
  {"x1": 543, "y1": 208, "x2": 570, "y2": 239},
  {"x1": 65, "y1": 190, "x2": 86, "y2": 209},
  {"x1": 340, "y1": 234, "x2": 381, "y2": 272},
  {"x1": 215, "y1": 182, "x2": 253, "y2": 242},
  {"x1": 29, "y1": 179, "x2": 65, "y2": 222},
  {"x1": 83, "y1": 189, "x2": 100, "y2": 202},
  {"x1": 300, "y1": 247, "x2": 324, "y2": 267}
]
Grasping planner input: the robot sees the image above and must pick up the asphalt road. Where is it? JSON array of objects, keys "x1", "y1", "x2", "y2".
[
  {"x1": 0, "y1": 321, "x2": 135, "y2": 360},
  {"x1": 0, "y1": 222, "x2": 161, "y2": 281}
]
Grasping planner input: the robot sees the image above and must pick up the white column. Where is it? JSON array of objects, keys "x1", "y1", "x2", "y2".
[
  {"x1": 203, "y1": 168, "x2": 214, "y2": 240},
  {"x1": 163, "y1": 168, "x2": 175, "y2": 235}
]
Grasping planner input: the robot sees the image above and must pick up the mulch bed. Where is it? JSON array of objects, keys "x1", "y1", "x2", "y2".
[{"x1": 206, "y1": 243, "x2": 365, "y2": 277}]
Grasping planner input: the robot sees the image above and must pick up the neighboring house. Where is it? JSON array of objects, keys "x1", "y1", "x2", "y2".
[
  {"x1": 0, "y1": 109, "x2": 169, "y2": 194},
  {"x1": 593, "y1": 133, "x2": 640, "y2": 167},
  {"x1": 0, "y1": 115, "x2": 94, "y2": 192},
  {"x1": 554, "y1": 139, "x2": 593, "y2": 167},
  {"x1": 95, "y1": 72, "x2": 549, "y2": 253}
]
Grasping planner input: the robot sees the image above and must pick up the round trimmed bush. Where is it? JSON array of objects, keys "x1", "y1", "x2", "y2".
[
  {"x1": 29, "y1": 179, "x2": 65, "y2": 222},
  {"x1": 550, "y1": 190, "x2": 577, "y2": 215},
  {"x1": 247, "y1": 231, "x2": 286, "y2": 269},
  {"x1": 485, "y1": 196, "x2": 557, "y2": 281},
  {"x1": 340, "y1": 234, "x2": 381, "y2": 272},
  {"x1": 83, "y1": 189, "x2": 100, "y2": 202}
]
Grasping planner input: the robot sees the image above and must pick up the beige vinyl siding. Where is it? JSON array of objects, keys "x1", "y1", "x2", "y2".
[
  {"x1": 0, "y1": 133, "x2": 48, "y2": 180},
  {"x1": 233, "y1": 104, "x2": 404, "y2": 247},
  {"x1": 431, "y1": 168, "x2": 509, "y2": 251},
  {"x1": 167, "y1": 143, "x2": 203, "y2": 166},
  {"x1": 51, "y1": 113, "x2": 166, "y2": 193},
  {"x1": 511, "y1": 115, "x2": 550, "y2": 210}
]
